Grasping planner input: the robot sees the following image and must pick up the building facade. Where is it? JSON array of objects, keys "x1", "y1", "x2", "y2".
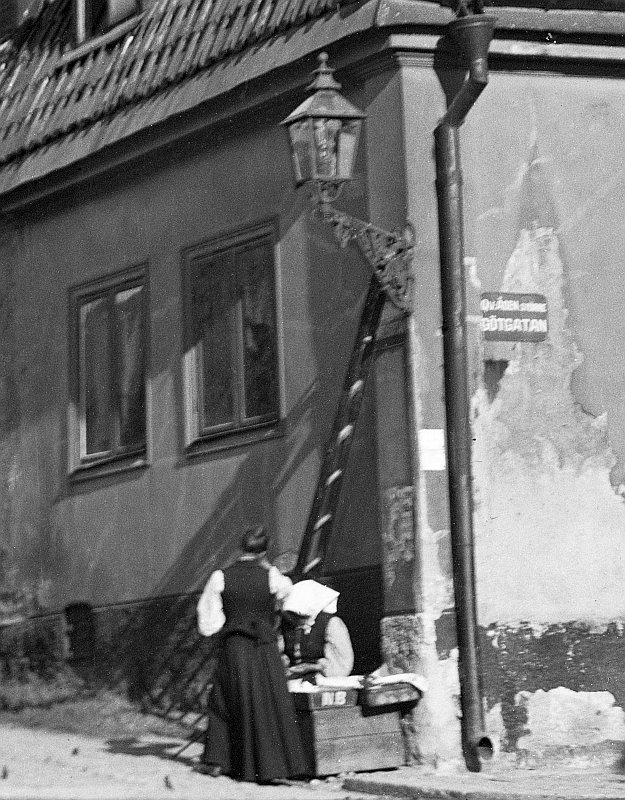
[{"x1": 1, "y1": 0, "x2": 625, "y2": 770}]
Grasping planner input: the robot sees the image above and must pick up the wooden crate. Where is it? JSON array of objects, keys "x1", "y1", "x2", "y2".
[
  {"x1": 362, "y1": 683, "x2": 422, "y2": 707},
  {"x1": 293, "y1": 690, "x2": 405, "y2": 777}
]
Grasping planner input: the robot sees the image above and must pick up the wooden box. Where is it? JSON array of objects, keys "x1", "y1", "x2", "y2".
[
  {"x1": 362, "y1": 683, "x2": 422, "y2": 707},
  {"x1": 292, "y1": 689, "x2": 405, "y2": 777}
]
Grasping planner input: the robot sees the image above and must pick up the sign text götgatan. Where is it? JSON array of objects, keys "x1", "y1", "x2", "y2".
[{"x1": 480, "y1": 292, "x2": 548, "y2": 342}]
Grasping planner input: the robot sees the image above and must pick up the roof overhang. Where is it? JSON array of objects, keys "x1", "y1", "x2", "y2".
[{"x1": 1, "y1": 0, "x2": 625, "y2": 211}]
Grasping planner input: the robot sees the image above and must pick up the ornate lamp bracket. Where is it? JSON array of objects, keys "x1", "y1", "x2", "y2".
[{"x1": 318, "y1": 202, "x2": 415, "y2": 312}]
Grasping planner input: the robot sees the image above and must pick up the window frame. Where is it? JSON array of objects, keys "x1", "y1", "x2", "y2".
[
  {"x1": 182, "y1": 220, "x2": 284, "y2": 455},
  {"x1": 68, "y1": 264, "x2": 150, "y2": 479}
]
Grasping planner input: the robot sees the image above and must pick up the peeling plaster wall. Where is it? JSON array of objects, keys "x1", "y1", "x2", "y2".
[
  {"x1": 479, "y1": 621, "x2": 625, "y2": 757},
  {"x1": 472, "y1": 225, "x2": 623, "y2": 623},
  {"x1": 461, "y1": 70, "x2": 625, "y2": 761}
]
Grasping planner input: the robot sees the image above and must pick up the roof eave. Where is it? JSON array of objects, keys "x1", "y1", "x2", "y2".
[{"x1": 2, "y1": 0, "x2": 625, "y2": 208}]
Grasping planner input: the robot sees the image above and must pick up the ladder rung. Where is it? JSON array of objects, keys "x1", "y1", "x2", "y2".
[
  {"x1": 349, "y1": 380, "x2": 364, "y2": 397},
  {"x1": 314, "y1": 513, "x2": 331, "y2": 530},
  {"x1": 338, "y1": 424, "x2": 353, "y2": 442},
  {"x1": 303, "y1": 557, "x2": 322, "y2": 574},
  {"x1": 326, "y1": 469, "x2": 342, "y2": 486}
]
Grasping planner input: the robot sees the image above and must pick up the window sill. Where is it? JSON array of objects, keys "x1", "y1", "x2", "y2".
[
  {"x1": 185, "y1": 421, "x2": 284, "y2": 459},
  {"x1": 59, "y1": 15, "x2": 142, "y2": 68},
  {"x1": 69, "y1": 453, "x2": 149, "y2": 483}
]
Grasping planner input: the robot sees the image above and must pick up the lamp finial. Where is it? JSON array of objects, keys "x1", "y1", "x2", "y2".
[{"x1": 308, "y1": 52, "x2": 342, "y2": 92}]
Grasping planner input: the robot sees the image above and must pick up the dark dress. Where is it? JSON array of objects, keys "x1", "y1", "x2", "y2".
[{"x1": 203, "y1": 560, "x2": 309, "y2": 782}]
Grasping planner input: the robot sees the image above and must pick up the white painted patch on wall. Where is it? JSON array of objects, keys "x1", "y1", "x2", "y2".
[
  {"x1": 418, "y1": 429, "x2": 446, "y2": 471},
  {"x1": 516, "y1": 686, "x2": 625, "y2": 749}
]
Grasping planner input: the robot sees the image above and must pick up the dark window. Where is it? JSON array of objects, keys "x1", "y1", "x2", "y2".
[
  {"x1": 70, "y1": 267, "x2": 147, "y2": 474},
  {"x1": 183, "y1": 225, "x2": 280, "y2": 447}
]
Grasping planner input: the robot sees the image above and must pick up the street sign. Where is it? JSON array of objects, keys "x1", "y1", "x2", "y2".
[{"x1": 480, "y1": 292, "x2": 548, "y2": 342}]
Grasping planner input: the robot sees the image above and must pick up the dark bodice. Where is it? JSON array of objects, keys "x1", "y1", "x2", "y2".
[
  {"x1": 221, "y1": 560, "x2": 277, "y2": 643},
  {"x1": 282, "y1": 611, "x2": 331, "y2": 665}
]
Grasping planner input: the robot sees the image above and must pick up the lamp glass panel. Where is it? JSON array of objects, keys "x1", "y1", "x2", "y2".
[
  {"x1": 288, "y1": 120, "x2": 314, "y2": 184},
  {"x1": 337, "y1": 120, "x2": 361, "y2": 180},
  {"x1": 312, "y1": 118, "x2": 341, "y2": 179}
]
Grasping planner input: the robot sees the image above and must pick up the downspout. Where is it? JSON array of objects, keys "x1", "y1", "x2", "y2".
[{"x1": 434, "y1": 10, "x2": 496, "y2": 773}]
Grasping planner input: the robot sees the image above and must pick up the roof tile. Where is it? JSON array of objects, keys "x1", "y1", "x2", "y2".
[
  {"x1": 1, "y1": 0, "x2": 624, "y2": 172},
  {"x1": 0, "y1": 0, "x2": 347, "y2": 166}
]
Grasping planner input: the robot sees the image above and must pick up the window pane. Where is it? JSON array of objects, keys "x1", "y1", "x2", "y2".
[
  {"x1": 107, "y1": 0, "x2": 137, "y2": 27},
  {"x1": 115, "y1": 284, "x2": 145, "y2": 450},
  {"x1": 192, "y1": 256, "x2": 235, "y2": 429},
  {"x1": 80, "y1": 297, "x2": 113, "y2": 456},
  {"x1": 239, "y1": 242, "x2": 278, "y2": 420},
  {"x1": 90, "y1": 0, "x2": 108, "y2": 33}
]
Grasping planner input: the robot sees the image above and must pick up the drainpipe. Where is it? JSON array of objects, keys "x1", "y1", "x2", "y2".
[{"x1": 434, "y1": 10, "x2": 496, "y2": 773}]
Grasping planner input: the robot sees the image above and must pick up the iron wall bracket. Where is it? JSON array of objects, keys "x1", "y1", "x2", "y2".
[{"x1": 318, "y1": 203, "x2": 415, "y2": 312}]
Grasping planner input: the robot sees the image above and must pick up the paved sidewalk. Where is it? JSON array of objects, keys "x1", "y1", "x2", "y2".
[{"x1": 345, "y1": 762, "x2": 625, "y2": 800}]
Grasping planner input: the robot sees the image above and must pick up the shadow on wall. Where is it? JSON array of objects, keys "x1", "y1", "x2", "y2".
[{"x1": 108, "y1": 212, "x2": 370, "y2": 712}]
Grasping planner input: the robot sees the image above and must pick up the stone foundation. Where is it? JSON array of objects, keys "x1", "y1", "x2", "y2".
[
  {"x1": 0, "y1": 593, "x2": 217, "y2": 715},
  {"x1": 0, "y1": 613, "x2": 81, "y2": 708}
]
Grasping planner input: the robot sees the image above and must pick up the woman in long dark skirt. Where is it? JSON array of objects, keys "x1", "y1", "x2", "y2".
[{"x1": 196, "y1": 526, "x2": 308, "y2": 782}]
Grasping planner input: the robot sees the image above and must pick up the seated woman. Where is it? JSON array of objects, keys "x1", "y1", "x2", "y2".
[{"x1": 280, "y1": 579, "x2": 354, "y2": 683}]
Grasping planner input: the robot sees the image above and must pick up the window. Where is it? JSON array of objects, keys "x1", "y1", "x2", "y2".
[
  {"x1": 183, "y1": 223, "x2": 281, "y2": 449},
  {"x1": 73, "y1": 0, "x2": 139, "y2": 43},
  {"x1": 69, "y1": 266, "x2": 148, "y2": 475}
]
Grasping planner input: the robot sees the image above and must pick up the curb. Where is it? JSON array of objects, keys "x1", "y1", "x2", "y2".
[{"x1": 342, "y1": 775, "x2": 625, "y2": 800}]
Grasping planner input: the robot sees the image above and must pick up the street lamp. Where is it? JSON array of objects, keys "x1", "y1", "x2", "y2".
[
  {"x1": 282, "y1": 52, "x2": 365, "y2": 208},
  {"x1": 282, "y1": 52, "x2": 414, "y2": 311}
]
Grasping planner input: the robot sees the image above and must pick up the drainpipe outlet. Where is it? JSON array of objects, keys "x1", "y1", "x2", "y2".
[
  {"x1": 449, "y1": 13, "x2": 496, "y2": 81},
  {"x1": 441, "y1": 13, "x2": 496, "y2": 128},
  {"x1": 465, "y1": 734, "x2": 495, "y2": 773}
]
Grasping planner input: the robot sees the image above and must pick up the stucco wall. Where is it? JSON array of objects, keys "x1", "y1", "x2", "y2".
[
  {"x1": 461, "y1": 68, "x2": 625, "y2": 760},
  {"x1": 0, "y1": 109, "x2": 378, "y2": 613}
]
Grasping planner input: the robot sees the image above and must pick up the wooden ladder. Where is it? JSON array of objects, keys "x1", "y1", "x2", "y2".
[{"x1": 292, "y1": 273, "x2": 385, "y2": 580}]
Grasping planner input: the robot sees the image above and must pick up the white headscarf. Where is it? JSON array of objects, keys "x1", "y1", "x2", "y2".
[{"x1": 282, "y1": 579, "x2": 339, "y2": 625}]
